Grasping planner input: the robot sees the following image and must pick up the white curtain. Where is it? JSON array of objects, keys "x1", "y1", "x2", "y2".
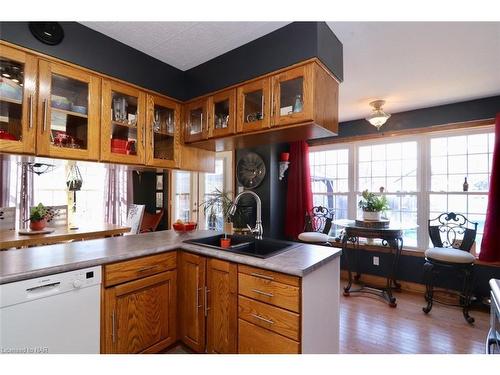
[
  {"x1": 104, "y1": 165, "x2": 134, "y2": 225},
  {"x1": 0, "y1": 155, "x2": 33, "y2": 229}
]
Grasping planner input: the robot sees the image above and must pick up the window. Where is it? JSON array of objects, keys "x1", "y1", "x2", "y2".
[
  {"x1": 309, "y1": 125, "x2": 494, "y2": 253},
  {"x1": 357, "y1": 141, "x2": 419, "y2": 247},
  {"x1": 171, "y1": 171, "x2": 194, "y2": 223},
  {"x1": 429, "y1": 132, "x2": 494, "y2": 253},
  {"x1": 309, "y1": 148, "x2": 349, "y2": 236},
  {"x1": 171, "y1": 151, "x2": 233, "y2": 230},
  {"x1": 33, "y1": 161, "x2": 107, "y2": 224}
]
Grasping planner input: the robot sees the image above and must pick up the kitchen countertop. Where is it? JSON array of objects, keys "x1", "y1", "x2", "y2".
[{"x1": 0, "y1": 230, "x2": 342, "y2": 284}]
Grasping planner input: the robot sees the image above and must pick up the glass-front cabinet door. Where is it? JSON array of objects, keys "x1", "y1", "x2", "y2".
[
  {"x1": 236, "y1": 77, "x2": 271, "y2": 133},
  {"x1": 145, "y1": 94, "x2": 180, "y2": 168},
  {"x1": 101, "y1": 80, "x2": 146, "y2": 164},
  {"x1": 271, "y1": 64, "x2": 313, "y2": 127},
  {"x1": 184, "y1": 98, "x2": 208, "y2": 143},
  {"x1": 208, "y1": 89, "x2": 236, "y2": 138},
  {"x1": 0, "y1": 45, "x2": 37, "y2": 154},
  {"x1": 37, "y1": 60, "x2": 100, "y2": 160}
]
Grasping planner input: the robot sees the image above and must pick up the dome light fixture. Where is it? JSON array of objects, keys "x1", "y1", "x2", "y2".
[{"x1": 366, "y1": 100, "x2": 391, "y2": 130}]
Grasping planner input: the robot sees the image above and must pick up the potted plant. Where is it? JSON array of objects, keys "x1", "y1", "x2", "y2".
[
  {"x1": 199, "y1": 189, "x2": 244, "y2": 231},
  {"x1": 29, "y1": 203, "x2": 48, "y2": 231},
  {"x1": 358, "y1": 190, "x2": 390, "y2": 221}
]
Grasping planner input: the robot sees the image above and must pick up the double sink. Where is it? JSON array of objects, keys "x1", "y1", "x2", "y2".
[{"x1": 184, "y1": 234, "x2": 299, "y2": 259}]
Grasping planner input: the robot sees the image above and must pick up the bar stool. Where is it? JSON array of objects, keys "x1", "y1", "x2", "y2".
[{"x1": 422, "y1": 212, "x2": 478, "y2": 324}]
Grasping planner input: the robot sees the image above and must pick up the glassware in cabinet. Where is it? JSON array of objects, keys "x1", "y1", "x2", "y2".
[
  {"x1": 209, "y1": 89, "x2": 236, "y2": 138},
  {"x1": 271, "y1": 64, "x2": 313, "y2": 127},
  {"x1": 236, "y1": 77, "x2": 271, "y2": 133},
  {"x1": 184, "y1": 98, "x2": 208, "y2": 143},
  {"x1": 37, "y1": 60, "x2": 100, "y2": 160},
  {"x1": 146, "y1": 94, "x2": 180, "y2": 168},
  {"x1": 101, "y1": 79, "x2": 146, "y2": 164},
  {"x1": 0, "y1": 45, "x2": 37, "y2": 154}
]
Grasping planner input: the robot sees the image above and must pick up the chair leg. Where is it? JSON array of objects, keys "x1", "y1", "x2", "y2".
[
  {"x1": 462, "y1": 267, "x2": 475, "y2": 324},
  {"x1": 422, "y1": 261, "x2": 434, "y2": 314}
]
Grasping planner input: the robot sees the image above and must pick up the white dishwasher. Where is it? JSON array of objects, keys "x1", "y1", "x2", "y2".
[{"x1": 0, "y1": 266, "x2": 101, "y2": 354}]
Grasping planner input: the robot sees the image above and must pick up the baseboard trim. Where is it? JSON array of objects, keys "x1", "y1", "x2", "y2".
[{"x1": 340, "y1": 270, "x2": 426, "y2": 294}]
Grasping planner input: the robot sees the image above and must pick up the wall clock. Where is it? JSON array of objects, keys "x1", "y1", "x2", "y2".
[{"x1": 236, "y1": 152, "x2": 266, "y2": 189}]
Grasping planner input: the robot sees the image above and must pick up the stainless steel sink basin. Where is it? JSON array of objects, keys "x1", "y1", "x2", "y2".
[{"x1": 183, "y1": 234, "x2": 299, "y2": 259}]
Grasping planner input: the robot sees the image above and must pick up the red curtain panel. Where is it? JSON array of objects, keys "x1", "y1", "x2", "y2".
[
  {"x1": 479, "y1": 113, "x2": 500, "y2": 262},
  {"x1": 285, "y1": 141, "x2": 313, "y2": 239}
]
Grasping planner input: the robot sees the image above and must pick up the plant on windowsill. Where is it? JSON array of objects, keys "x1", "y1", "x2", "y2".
[
  {"x1": 358, "y1": 190, "x2": 390, "y2": 221},
  {"x1": 28, "y1": 203, "x2": 48, "y2": 231},
  {"x1": 199, "y1": 189, "x2": 245, "y2": 232}
]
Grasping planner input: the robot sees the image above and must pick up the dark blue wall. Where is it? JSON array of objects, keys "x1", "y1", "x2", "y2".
[
  {"x1": 0, "y1": 21, "x2": 187, "y2": 99},
  {"x1": 0, "y1": 21, "x2": 343, "y2": 101}
]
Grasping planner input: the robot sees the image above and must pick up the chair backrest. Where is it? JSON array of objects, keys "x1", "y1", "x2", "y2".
[
  {"x1": 304, "y1": 206, "x2": 334, "y2": 235},
  {"x1": 126, "y1": 204, "x2": 145, "y2": 235},
  {"x1": 0, "y1": 207, "x2": 16, "y2": 231},
  {"x1": 428, "y1": 212, "x2": 478, "y2": 252},
  {"x1": 30, "y1": 205, "x2": 68, "y2": 227},
  {"x1": 140, "y1": 209, "x2": 164, "y2": 233}
]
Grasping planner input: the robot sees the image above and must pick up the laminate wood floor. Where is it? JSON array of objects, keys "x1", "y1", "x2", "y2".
[
  {"x1": 165, "y1": 288, "x2": 490, "y2": 354},
  {"x1": 340, "y1": 287, "x2": 489, "y2": 354}
]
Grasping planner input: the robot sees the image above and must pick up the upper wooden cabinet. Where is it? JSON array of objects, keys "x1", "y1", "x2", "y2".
[
  {"x1": 101, "y1": 79, "x2": 146, "y2": 165},
  {"x1": 236, "y1": 77, "x2": 271, "y2": 133},
  {"x1": 184, "y1": 98, "x2": 208, "y2": 143},
  {"x1": 0, "y1": 45, "x2": 37, "y2": 154},
  {"x1": 208, "y1": 89, "x2": 236, "y2": 138},
  {"x1": 271, "y1": 64, "x2": 314, "y2": 127},
  {"x1": 36, "y1": 60, "x2": 100, "y2": 161},
  {"x1": 145, "y1": 94, "x2": 181, "y2": 168}
]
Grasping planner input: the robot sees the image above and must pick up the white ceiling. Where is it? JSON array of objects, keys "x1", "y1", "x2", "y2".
[{"x1": 81, "y1": 21, "x2": 500, "y2": 122}]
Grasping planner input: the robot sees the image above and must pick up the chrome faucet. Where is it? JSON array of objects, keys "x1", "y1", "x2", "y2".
[{"x1": 229, "y1": 190, "x2": 263, "y2": 239}]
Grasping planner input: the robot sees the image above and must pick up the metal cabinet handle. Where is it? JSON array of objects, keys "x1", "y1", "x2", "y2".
[
  {"x1": 28, "y1": 94, "x2": 34, "y2": 129},
  {"x1": 151, "y1": 122, "x2": 155, "y2": 149},
  {"x1": 111, "y1": 310, "x2": 116, "y2": 344},
  {"x1": 204, "y1": 286, "x2": 210, "y2": 317},
  {"x1": 196, "y1": 286, "x2": 203, "y2": 309},
  {"x1": 250, "y1": 272, "x2": 274, "y2": 281},
  {"x1": 261, "y1": 94, "x2": 264, "y2": 121},
  {"x1": 251, "y1": 313, "x2": 274, "y2": 325},
  {"x1": 42, "y1": 99, "x2": 48, "y2": 132},
  {"x1": 251, "y1": 289, "x2": 274, "y2": 298},
  {"x1": 201, "y1": 112, "x2": 204, "y2": 134}
]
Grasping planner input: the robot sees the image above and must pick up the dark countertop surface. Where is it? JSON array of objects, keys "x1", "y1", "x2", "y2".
[{"x1": 0, "y1": 230, "x2": 342, "y2": 284}]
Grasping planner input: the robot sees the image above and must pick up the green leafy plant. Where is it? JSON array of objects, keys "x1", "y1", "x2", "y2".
[
  {"x1": 358, "y1": 190, "x2": 390, "y2": 212},
  {"x1": 199, "y1": 189, "x2": 245, "y2": 228},
  {"x1": 29, "y1": 203, "x2": 48, "y2": 222}
]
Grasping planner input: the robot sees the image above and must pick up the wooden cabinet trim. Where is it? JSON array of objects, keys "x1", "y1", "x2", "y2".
[
  {"x1": 236, "y1": 77, "x2": 271, "y2": 133},
  {"x1": 238, "y1": 318, "x2": 300, "y2": 354},
  {"x1": 271, "y1": 63, "x2": 314, "y2": 127},
  {"x1": 104, "y1": 251, "x2": 176, "y2": 287},
  {"x1": 238, "y1": 295, "x2": 300, "y2": 341},
  {"x1": 238, "y1": 264, "x2": 300, "y2": 287},
  {"x1": 0, "y1": 45, "x2": 37, "y2": 154}
]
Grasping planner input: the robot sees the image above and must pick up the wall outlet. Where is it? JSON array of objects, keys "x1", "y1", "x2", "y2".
[{"x1": 373, "y1": 256, "x2": 380, "y2": 266}]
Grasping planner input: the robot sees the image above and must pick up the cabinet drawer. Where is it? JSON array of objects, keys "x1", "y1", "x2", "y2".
[
  {"x1": 238, "y1": 265, "x2": 300, "y2": 286},
  {"x1": 238, "y1": 319, "x2": 300, "y2": 354},
  {"x1": 238, "y1": 295, "x2": 300, "y2": 341},
  {"x1": 238, "y1": 273, "x2": 300, "y2": 313},
  {"x1": 104, "y1": 252, "x2": 177, "y2": 287}
]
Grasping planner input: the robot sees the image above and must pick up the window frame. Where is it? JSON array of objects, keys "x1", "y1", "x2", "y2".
[{"x1": 309, "y1": 124, "x2": 494, "y2": 253}]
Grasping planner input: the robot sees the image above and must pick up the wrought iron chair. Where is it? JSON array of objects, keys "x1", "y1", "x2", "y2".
[
  {"x1": 304, "y1": 206, "x2": 334, "y2": 234},
  {"x1": 298, "y1": 206, "x2": 335, "y2": 244},
  {"x1": 422, "y1": 212, "x2": 478, "y2": 324}
]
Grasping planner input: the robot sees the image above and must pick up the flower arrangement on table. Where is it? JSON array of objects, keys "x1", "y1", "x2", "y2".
[{"x1": 358, "y1": 190, "x2": 390, "y2": 221}]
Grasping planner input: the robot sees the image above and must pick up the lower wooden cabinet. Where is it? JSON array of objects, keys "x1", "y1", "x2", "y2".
[
  {"x1": 238, "y1": 319, "x2": 300, "y2": 354},
  {"x1": 178, "y1": 252, "x2": 237, "y2": 353},
  {"x1": 101, "y1": 254, "x2": 177, "y2": 354}
]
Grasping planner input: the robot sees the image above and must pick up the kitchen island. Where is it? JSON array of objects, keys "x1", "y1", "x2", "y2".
[{"x1": 0, "y1": 230, "x2": 342, "y2": 354}]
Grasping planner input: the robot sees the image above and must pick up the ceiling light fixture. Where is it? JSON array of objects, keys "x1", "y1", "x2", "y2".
[{"x1": 366, "y1": 100, "x2": 391, "y2": 130}]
